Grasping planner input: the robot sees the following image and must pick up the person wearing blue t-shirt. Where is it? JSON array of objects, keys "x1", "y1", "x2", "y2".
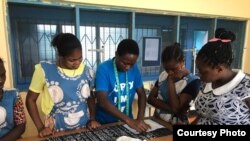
[{"x1": 95, "y1": 39, "x2": 151, "y2": 133}]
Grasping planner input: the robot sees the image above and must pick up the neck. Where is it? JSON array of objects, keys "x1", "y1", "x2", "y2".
[
  {"x1": 0, "y1": 89, "x2": 3, "y2": 101},
  {"x1": 212, "y1": 69, "x2": 236, "y2": 89},
  {"x1": 58, "y1": 59, "x2": 67, "y2": 69}
]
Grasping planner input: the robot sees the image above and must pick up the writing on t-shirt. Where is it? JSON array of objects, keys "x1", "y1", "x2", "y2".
[
  {"x1": 113, "y1": 81, "x2": 134, "y2": 112},
  {"x1": 114, "y1": 81, "x2": 134, "y2": 92}
]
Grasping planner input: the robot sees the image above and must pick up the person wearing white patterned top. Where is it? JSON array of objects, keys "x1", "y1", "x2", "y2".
[
  {"x1": 195, "y1": 28, "x2": 250, "y2": 125},
  {"x1": 148, "y1": 43, "x2": 201, "y2": 124}
]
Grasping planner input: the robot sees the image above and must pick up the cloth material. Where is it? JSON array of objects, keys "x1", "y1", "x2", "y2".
[
  {"x1": 29, "y1": 62, "x2": 85, "y2": 115},
  {"x1": 0, "y1": 89, "x2": 22, "y2": 137},
  {"x1": 30, "y1": 61, "x2": 93, "y2": 131},
  {"x1": 195, "y1": 70, "x2": 250, "y2": 125},
  {"x1": 155, "y1": 71, "x2": 200, "y2": 124}
]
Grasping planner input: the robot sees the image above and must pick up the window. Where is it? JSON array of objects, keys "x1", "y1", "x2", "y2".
[
  {"x1": 37, "y1": 24, "x2": 57, "y2": 61},
  {"x1": 135, "y1": 13, "x2": 175, "y2": 80},
  {"x1": 8, "y1": 2, "x2": 246, "y2": 90},
  {"x1": 100, "y1": 26, "x2": 128, "y2": 61},
  {"x1": 9, "y1": 3, "x2": 75, "y2": 89},
  {"x1": 80, "y1": 26, "x2": 97, "y2": 68},
  {"x1": 9, "y1": 3, "x2": 130, "y2": 90}
]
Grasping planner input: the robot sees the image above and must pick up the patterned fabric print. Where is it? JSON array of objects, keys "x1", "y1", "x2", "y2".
[
  {"x1": 13, "y1": 96, "x2": 26, "y2": 125},
  {"x1": 41, "y1": 62, "x2": 92, "y2": 131},
  {"x1": 195, "y1": 76, "x2": 250, "y2": 125}
]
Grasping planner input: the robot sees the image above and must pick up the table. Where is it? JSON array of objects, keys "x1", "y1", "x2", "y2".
[{"x1": 17, "y1": 117, "x2": 172, "y2": 141}]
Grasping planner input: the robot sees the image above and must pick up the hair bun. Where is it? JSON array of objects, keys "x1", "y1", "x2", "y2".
[
  {"x1": 226, "y1": 31, "x2": 236, "y2": 42},
  {"x1": 173, "y1": 42, "x2": 180, "y2": 47},
  {"x1": 215, "y1": 28, "x2": 236, "y2": 42},
  {"x1": 51, "y1": 33, "x2": 64, "y2": 47}
]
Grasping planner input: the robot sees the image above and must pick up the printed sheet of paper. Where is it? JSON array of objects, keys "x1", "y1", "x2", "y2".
[
  {"x1": 144, "y1": 38, "x2": 159, "y2": 61},
  {"x1": 123, "y1": 119, "x2": 164, "y2": 134}
]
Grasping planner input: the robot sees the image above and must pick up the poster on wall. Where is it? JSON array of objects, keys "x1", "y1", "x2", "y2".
[{"x1": 142, "y1": 37, "x2": 161, "y2": 66}]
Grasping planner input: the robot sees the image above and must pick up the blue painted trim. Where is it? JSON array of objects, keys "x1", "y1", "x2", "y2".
[
  {"x1": 129, "y1": 12, "x2": 135, "y2": 39},
  {"x1": 8, "y1": 0, "x2": 73, "y2": 8},
  {"x1": 7, "y1": 0, "x2": 134, "y2": 13},
  {"x1": 75, "y1": 6, "x2": 80, "y2": 38},
  {"x1": 176, "y1": 16, "x2": 180, "y2": 42}
]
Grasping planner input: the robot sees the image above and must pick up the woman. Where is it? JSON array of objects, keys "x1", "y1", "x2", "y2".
[
  {"x1": 148, "y1": 43, "x2": 201, "y2": 124},
  {"x1": 26, "y1": 33, "x2": 100, "y2": 137},
  {"x1": 0, "y1": 58, "x2": 26, "y2": 141},
  {"x1": 195, "y1": 29, "x2": 250, "y2": 125}
]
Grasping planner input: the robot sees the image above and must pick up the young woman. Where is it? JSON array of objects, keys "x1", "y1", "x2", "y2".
[
  {"x1": 26, "y1": 33, "x2": 100, "y2": 137},
  {"x1": 0, "y1": 58, "x2": 26, "y2": 141},
  {"x1": 148, "y1": 43, "x2": 201, "y2": 124},
  {"x1": 195, "y1": 29, "x2": 250, "y2": 125}
]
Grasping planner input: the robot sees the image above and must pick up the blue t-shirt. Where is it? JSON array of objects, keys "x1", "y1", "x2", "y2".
[{"x1": 95, "y1": 59, "x2": 143, "y2": 124}]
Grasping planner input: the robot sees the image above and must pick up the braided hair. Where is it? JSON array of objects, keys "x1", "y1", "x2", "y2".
[
  {"x1": 161, "y1": 43, "x2": 184, "y2": 63},
  {"x1": 196, "y1": 29, "x2": 236, "y2": 68}
]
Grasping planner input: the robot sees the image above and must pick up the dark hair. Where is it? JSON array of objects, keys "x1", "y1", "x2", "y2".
[
  {"x1": 116, "y1": 39, "x2": 139, "y2": 56},
  {"x1": 161, "y1": 43, "x2": 184, "y2": 63},
  {"x1": 51, "y1": 33, "x2": 82, "y2": 57},
  {"x1": 215, "y1": 28, "x2": 236, "y2": 41},
  {"x1": 0, "y1": 58, "x2": 3, "y2": 64},
  {"x1": 215, "y1": 28, "x2": 226, "y2": 38},
  {"x1": 197, "y1": 29, "x2": 235, "y2": 68}
]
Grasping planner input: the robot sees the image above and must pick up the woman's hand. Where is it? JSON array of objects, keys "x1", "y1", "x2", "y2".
[
  {"x1": 38, "y1": 126, "x2": 54, "y2": 138},
  {"x1": 168, "y1": 68, "x2": 189, "y2": 81},
  {"x1": 87, "y1": 120, "x2": 101, "y2": 130}
]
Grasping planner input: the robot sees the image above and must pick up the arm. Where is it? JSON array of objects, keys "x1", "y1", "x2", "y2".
[
  {"x1": 135, "y1": 87, "x2": 151, "y2": 131},
  {"x1": 136, "y1": 87, "x2": 147, "y2": 120},
  {"x1": 26, "y1": 91, "x2": 44, "y2": 132},
  {"x1": 26, "y1": 90, "x2": 53, "y2": 137},
  {"x1": 244, "y1": 97, "x2": 250, "y2": 109},
  {"x1": 0, "y1": 124, "x2": 26, "y2": 141},
  {"x1": 167, "y1": 79, "x2": 193, "y2": 115},
  {"x1": 25, "y1": 64, "x2": 53, "y2": 137},
  {"x1": 87, "y1": 94, "x2": 96, "y2": 121},
  {"x1": 147, "y1": 81, "x2": 172, "y2": 112},
  {"x1": 86, "y1": 93, "x2": 101, "y2": 129},
  {"x1": 167, "y1": 71, "x2": 200, "y2": 115},
  {"x1": 97, "y1": 91, "x2": 150, "y2": 132},
  {"x1": 96, "y1": 91, "x2": 131, "y2": 123},
  {"x1": 0, "y1": 96, "x2": 26, "y2": 141}
]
